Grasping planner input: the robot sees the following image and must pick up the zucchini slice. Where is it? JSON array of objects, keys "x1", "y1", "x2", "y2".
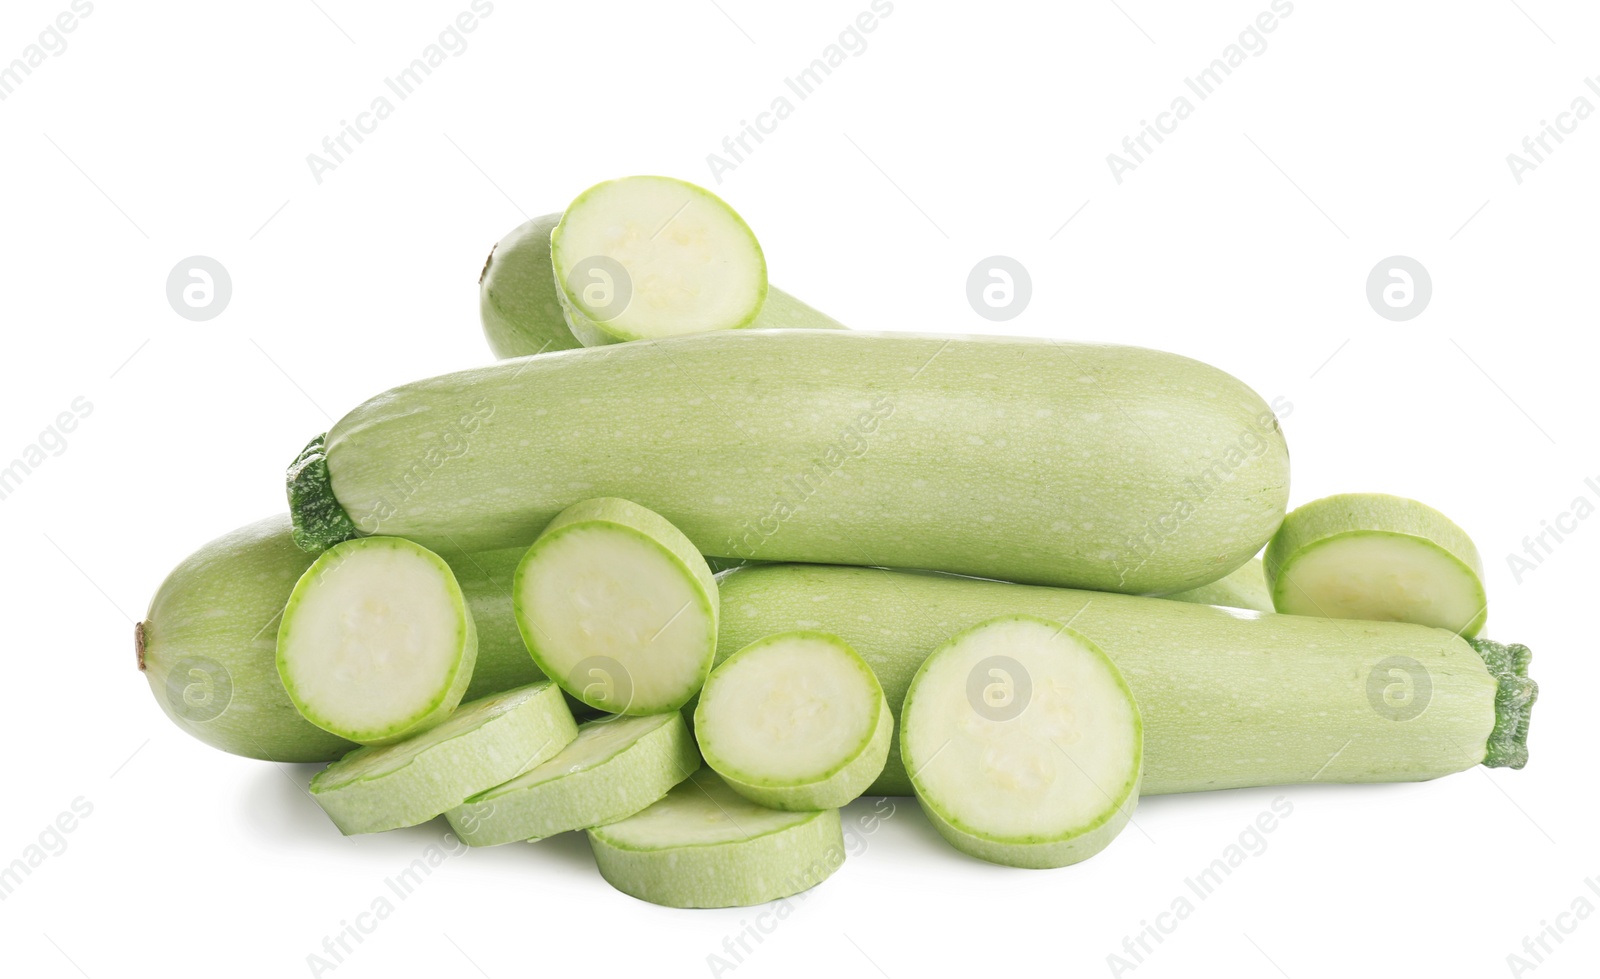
[
  {"x1": 277, "y1": 536, "x2": 476, "y2": 745},
  {"x1": 551, "y1": 176, "x2": 766, "y2": 345},
  {"x1": 588, "y1": 770, "x2": 844, "y2": 908},
  {"x1": 1266, "y1": 493, "x2": 1487, "y2": 636},
  {"x1": 694, "y1": 631, "x2": 890, "y2": 810},
  {"x1": 515, "y1": 498, "x2": 718, "y2": 715},
  {"x1": 445, "y1": 713, "x2": 700, "y2": 846},
  {"x1": 901, "y1": 615, "x2": 1142, "y2": 868},
  {"x1": 309, "y1": 681, "x2": 577, "y2": 835}
]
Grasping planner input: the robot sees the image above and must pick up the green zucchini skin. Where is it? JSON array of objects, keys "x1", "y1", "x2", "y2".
[
  {"x1": 293, "y1": 330, "x2": 1290, "y2": 594},
  {"x1": 713, "y1": 564, "x2": 1535, "y2": 796},
  {"x1": 479, "y1": 214, "x2": 585, "y2": 360},
  {"x1": 140, "y1": 516, "x2": 543, "y2": 763}
]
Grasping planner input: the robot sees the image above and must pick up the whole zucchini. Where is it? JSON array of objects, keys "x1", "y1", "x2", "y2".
[
  {"x1": 713, "y1": 563, "x2": 1535, "y2": 797},
  {"x1": 289, "y1": 330, "x2": 1290, "y2": 594}
]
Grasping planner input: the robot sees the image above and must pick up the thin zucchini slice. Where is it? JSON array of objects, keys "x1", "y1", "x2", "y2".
[
  {"x1": 277, "y1": 537, "x2": 476, "y2": 745},
  {"x1": 309, "y1": 682, "x2": 577, "y2": 835},
  {"x1": 694, "y1": 631, "x2": 890, "y2": 810},
  {"x1": 1266, "y1": 493, "x2": 1488, "y2": 636},
  {"x1": 515, "y1": 498, "x2": 718, "y2": 714},
  {"x1": 445, "y1": 713, "x2": 700, "y2": 846},
  {"x1": 588, "y1": 770, "x2": 844, "y2": 908},
  {"x1": 900, "y1": 615, "x2": 1142, "y2": 868},
  {"x1": 551, "y1": 176, "x2": 766, "y2": 345}
]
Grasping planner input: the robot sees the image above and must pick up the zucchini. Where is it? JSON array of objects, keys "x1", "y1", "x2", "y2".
[
  {"x1": 139, "y1": 516, "x2": 542, "y2": 763},
  {"x1": 479, "y1": 213, "x2": 582, "y2": 360},
  {"x1": 587, "y1": 769, "x2": 845, "y2": 908},
  {"x1": 694, "y1": 631, "x2": 891, "y2": 810},
  {"x1": 289, "y1": 330, "x2": 1290, "y2": 595},
  {"x1": 479, "y1": 206, "x2": 844, "y2": 360},
  {"x1": 1266, "y1": 493, "x2": 1487, "y2": 636},
  {"x1": 552, "y1": 176, "x2": 767, "y2": 345},
  {"x1": 445, "y1": 712, "x2": 700, "y2": 846},
  {"x1": 714, "y1": 564, "x2": 1536, "y2": 796},
  {"x1": 277, "y1": 536, "x2": 477, "y2": 745},
  {"x1": 901, "y1": 615, "x2": 1141, "y2": 868},
  {"x1": 309, "y1": 681, "x2": 577, "y2": 835},
  {"x1": 1164, "y1": 556, "x2": 1272, "y2": 612},
  {"x1": 515, "y1": 498, "x2": 718, "y2": 715}
]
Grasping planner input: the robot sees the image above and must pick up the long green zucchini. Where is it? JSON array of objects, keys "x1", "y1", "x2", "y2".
[
  {"x1": 138, "y1": 516, "x2": 542, "y2": 762},
  {"x1": 289, "y1": 331, "x2": 1291, "y2": 595},
  {"x1": 712, "y1": 564, "x2": 1535, "y2": 796}
]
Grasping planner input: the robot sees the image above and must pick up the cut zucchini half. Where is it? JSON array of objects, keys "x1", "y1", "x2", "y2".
[
  {"x1": 515, "y1": 498, "x2": 718, "y2": 715},
  {"x1": 277, "y1": 536, "x2": 477, "y2": 745},
  {"x1": 550, "y1": 175, "x2": 767, "y2": 345},
  {"x1": 901, "y1": 615, "x2": 1142, "y2": 869},
  {"x1": 479, "y1": 213, "x2": 583, "y2": 360},
  {"x1": 588, "y1": 770, "x2": 844, "y2": 908},
  {"x1": 1265, "y1": 493, "x2": 1488, "y2": 636},
  {"x1": 445, "y1": 713, "x2": 700, "y2": 846},
  {"x1": 694, "y1": 631, "x2": 891, "y2": 810},
  {"x1": 309, "y1": 682, "x2": 577, "y2": 835}
]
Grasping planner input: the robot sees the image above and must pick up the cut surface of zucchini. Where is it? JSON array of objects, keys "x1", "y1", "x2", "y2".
[
  {"x1": 551, "y1": 175, "x2": 766, "y2": 345},
  {"x1": 277, "y1": 536, "x2": 476, "y2": 745},
  {"x1": 516, "y1": 498, "x2": 717, "y2": 714},
  {"x1": 695, "y1": 631, "x2": 890, "y2": 810},
  {"x1": 1266, "y1": 493, "x2": 1487, "y2": 636},
  {"x1": 901, "y1": 615, "x2": 1141, "y2": 868}
]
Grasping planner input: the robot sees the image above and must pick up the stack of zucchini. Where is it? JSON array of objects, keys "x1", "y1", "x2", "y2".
[{"x1": 138, "y1": 176, "x2": 1536, "y2": 908}]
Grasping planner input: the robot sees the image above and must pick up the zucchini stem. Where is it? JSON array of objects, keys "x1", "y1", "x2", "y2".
[
  {"x1": 1470, "y1": 638, "x2": 1537, "y2": 769},
  {"x1": 287, "y1": 433, "x2": 359, "y2": 551}
]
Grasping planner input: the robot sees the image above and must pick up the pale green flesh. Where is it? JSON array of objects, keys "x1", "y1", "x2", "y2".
[
  {"x1": 902, "y1": 616, "x2": 1140, "y2": 868},
  {"x1": 588, "y1": 770, "x2": 845, "y2": 908},
  {"x1": 695, "y1": 631, "x2": 890, "y2": 810},
  {"x1": 444, "y1": 713, "x2": 700, "y2": 846},
  {"x1": 310, "y1": 682, "x2": 577, "y2": 835},
  {"x1": 322, "y1": 331, "x2": 1290, "y2": 594},
  {"x1": 715, "y1": 564, "x2": 1501, "y2": 796},
  {"x1": 552, "y1": 176, "x2": 766, "y2": 345},
  {"x1": 1266, "y1": 494, "x2": 1488, "y2": 637},
  {"x1": 277, "y1": 537, "x2": 476, "y2": 745},
  {"x1": 1163, "y1": 556, "x2": 1272, "y2": 612},
  {"x1": 515, "y1": 498, "x2": 718, "y2": 714},
  {"x1": 480, "y1": 213, "x2": 583, "y2": 360},
  {"x1": 1275, "y1": 534, "x2": 1486, "y2": 633}
]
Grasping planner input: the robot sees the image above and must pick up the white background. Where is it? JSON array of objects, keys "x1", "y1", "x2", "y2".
[{"x1": 0, "y1": 1, "x2": 1593, "y2": 976}]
